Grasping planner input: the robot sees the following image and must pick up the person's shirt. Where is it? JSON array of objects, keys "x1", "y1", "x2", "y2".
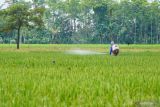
[{"x1": 111, "y1": 41, "x2": 114, "y2": 46}]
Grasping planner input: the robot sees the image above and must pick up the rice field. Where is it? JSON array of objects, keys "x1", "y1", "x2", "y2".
[{"x1": 0, "y1": 44, "x2": 160, "y2": 107}]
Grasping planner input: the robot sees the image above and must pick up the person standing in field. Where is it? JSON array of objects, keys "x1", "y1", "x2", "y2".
[{"x1": 110, "y1": 41, "x2": 114, "y2": 55}]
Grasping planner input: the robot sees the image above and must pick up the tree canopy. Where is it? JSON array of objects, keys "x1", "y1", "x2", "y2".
[
  {"x1": 0, "y1": 2, "x2": 45, "y2": 49},
  {"x1": 0, "y1": 0, "x2": 160, "y2": 46}
]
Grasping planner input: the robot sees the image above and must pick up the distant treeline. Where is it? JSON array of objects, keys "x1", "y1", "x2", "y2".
[{"x1": 0, "y1": 0, "x2": 160, "y2": 44}]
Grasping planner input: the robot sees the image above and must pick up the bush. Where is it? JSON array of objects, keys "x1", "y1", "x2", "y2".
[
  {"x1": 10, "y1": 39, "x2": 16, "y2": 44},
  {"x1": 0, "y1": 37, "x2": 3, "y2": 44}
]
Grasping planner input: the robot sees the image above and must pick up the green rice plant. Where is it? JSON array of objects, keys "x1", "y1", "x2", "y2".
[{"x1": 0, "y1": 44, "x2": 160, "y2": 107}]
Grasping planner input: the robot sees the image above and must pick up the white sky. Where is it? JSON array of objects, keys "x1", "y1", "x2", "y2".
[{"x1": 0, "y1": 0, "x2": 5, "y2": 5}]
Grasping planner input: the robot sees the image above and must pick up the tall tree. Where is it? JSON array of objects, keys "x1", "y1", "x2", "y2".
[{"x1": 0, "y1": 2, "x2": 45, "y2": 49}]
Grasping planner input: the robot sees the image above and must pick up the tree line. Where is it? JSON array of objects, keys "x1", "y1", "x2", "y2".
[{"x1": 0, "y1": 0, "x2": 160, "y2": 48}]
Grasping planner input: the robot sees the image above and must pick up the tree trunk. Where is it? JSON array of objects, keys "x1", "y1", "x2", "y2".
[
  {"x1": 74, "y1": 18, "x2": 76, "y2": 32},
  {"x1": 100, "y1": 33, "x2": 103, "y2": 44},
  {"x1": 51, "y1": 34, "x2": 55, "y2": 44},
  {"x1": 141, "y1": 18, "x2": 143, "y2": 43},
  {"x1": 134, "y1": 18, "x2": 136, "y2": 44},
  {"x1": 157, "y1": 26, "x2": 159, "y2": 44},
  {"x1": 151, "y1": 14, "x2": 153, "y2": 44},
  {"x1": 17, "y1": 27, "x2": 20, "y2": 49}
]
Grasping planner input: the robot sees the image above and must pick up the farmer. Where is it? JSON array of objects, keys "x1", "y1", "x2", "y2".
[
  {"x1": 110, "y1": 41, "x2": 119, "y2": 56},
  {"x1": 110, "y1": 41, "x2": 114, "y2": 55}
]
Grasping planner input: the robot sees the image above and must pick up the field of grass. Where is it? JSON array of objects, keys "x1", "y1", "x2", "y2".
[{"x1": 0, "y1": 44, "x2": 160, "y2": 107}]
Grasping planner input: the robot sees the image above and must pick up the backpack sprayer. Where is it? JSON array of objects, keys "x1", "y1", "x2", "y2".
[
  {"x1": 110, "y1": 41, "x2": 119, "y2": 56},
  {"x1": 112, "y1": 44, "x2": 119, "y2": 56}
]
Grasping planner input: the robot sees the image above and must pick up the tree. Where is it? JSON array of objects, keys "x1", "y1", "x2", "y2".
[{"x1": 0, "y1": 2, "x2": 45, "y2": 49}]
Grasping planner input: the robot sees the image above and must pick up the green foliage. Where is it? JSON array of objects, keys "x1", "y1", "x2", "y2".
[
  {"x1": 1, "y1": 0, "x2": 160, "y2": 44},
  {"x1": 2, "y1": 3, "x2": 45, "y2": 29}
]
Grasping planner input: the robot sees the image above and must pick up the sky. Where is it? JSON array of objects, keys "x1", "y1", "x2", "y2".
[
  {"x1": 0, "y1": 0, "x2": 5, "y2": 5},
  {"x1": 0, "y1": 0, "x2": 9, "y2": 9},
  {"x1": 0, "y1": 0, "x2": 33, "y2": 9}
]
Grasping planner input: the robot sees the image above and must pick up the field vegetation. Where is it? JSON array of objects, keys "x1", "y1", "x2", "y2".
[{"x1": 0, "y1": 44, "x2": 160, "y2": 106}]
